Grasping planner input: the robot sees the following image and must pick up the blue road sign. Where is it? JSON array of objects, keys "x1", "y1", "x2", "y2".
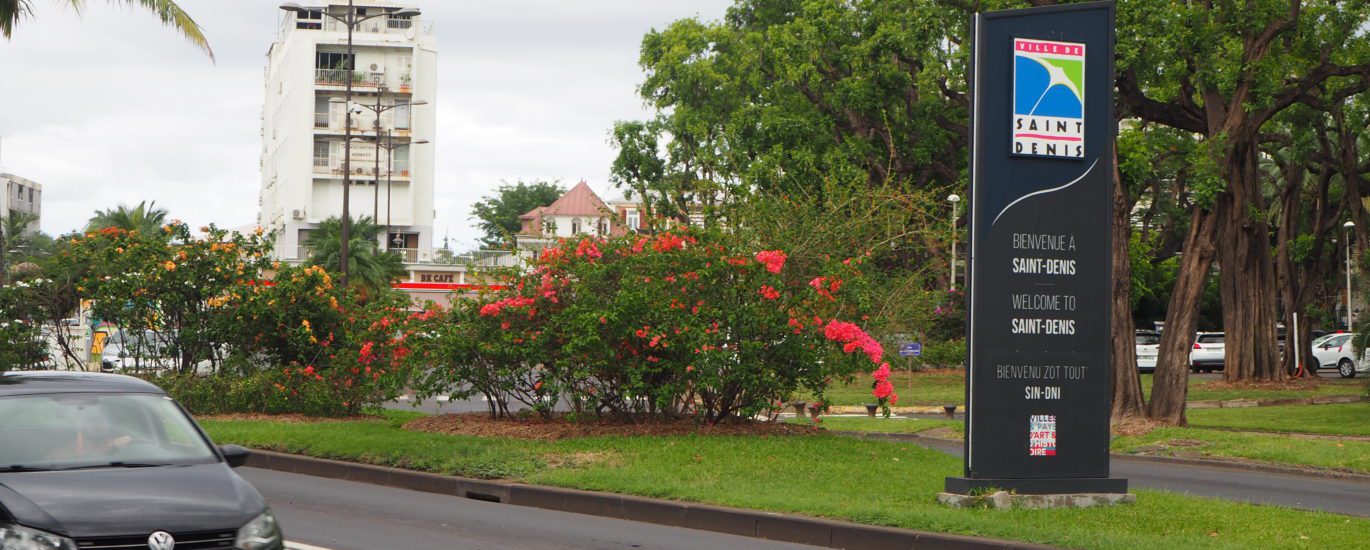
[{"x1": 899, "y1": 342, "x2": 922, "y2": 357}]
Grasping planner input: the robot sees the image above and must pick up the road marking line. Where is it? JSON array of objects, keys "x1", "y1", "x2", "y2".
[{"x1": 287, "y1": 542, "x2": 334, "y2": 550}]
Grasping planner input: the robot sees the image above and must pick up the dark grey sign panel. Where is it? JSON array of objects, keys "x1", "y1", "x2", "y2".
[{"x1": 947, "y1": 1, "x2": 1126, "y2": 495}]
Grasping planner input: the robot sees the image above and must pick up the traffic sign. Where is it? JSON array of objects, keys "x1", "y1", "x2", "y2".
[{"x1": 899, "y1": 342, "x2": 922, "y2": 357}]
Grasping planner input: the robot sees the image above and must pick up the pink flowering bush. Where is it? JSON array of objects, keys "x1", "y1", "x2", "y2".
[{"x1": 419, "y1": 228, "x2": 891, "y2": 423}]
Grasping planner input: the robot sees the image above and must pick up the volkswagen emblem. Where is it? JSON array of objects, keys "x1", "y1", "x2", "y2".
[{"x1": 147, "y1": 531, "x2": 175, "y2": 550}]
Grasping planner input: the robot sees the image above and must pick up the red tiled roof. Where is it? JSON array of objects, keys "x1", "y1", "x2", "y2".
[{"x1": 523, "y1": 181, "x2": 608, "y2": 217}]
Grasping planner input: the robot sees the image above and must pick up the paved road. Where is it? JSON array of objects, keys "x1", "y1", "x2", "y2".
[
  {"x1": 241, "y1": 468, "x2": 819, "y2": 550},
  {"x1": 905, "y1": 436, "x2": 1370, "y2": 516}
]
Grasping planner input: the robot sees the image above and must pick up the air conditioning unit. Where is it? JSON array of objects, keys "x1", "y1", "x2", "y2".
[
  {"x1": 369, "y1": 63, "x2": 384, "y2": 72},
  {"x1": 292, "y1": 209, "x2": 304, "y2": 220}
]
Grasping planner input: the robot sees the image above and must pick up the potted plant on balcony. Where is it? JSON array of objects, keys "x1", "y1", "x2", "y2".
[{"x1": 399, "y1": 73, "x2": 412, "y2": 92}]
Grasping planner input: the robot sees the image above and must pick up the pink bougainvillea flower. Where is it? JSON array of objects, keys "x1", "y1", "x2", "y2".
[
  {"x1": 758, "y1": 285, "x2": 781, "y2": 301},
  {"x1": 754, "y1": 250, "x2": 787, "y2": 273},
  {"x1": 575, "y1": 239, "x2": 603, "y2": 260}
]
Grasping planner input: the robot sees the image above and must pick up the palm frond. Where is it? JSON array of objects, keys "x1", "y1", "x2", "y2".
[{"x1": 1, "y1": 0, "x2": 211, "y2": 60}]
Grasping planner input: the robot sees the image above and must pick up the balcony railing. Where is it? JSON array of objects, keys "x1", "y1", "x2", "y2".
[{"x1": 314, "y1": 68, "x2": 385, "y2": 88}]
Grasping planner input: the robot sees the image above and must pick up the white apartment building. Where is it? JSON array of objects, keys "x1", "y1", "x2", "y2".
[
  {"x1": 259, "y1": 0, "x2": 437, "y2": 265},
  {"x1": 1, "y1": 171, "x2": 42, "y2": 233}
]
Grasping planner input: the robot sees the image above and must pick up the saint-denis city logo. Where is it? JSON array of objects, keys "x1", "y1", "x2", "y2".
[{"x1": 1012, "y1": 38, "x2": 1085, "y2": 159}]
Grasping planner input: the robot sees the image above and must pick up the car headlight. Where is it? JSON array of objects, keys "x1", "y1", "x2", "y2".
[
  {"x1": 235, "y1": 509, "x2": 282, "y2": 550},
  {"x1": 0, "y1": 524, "x2": 75, "y2": 550}
]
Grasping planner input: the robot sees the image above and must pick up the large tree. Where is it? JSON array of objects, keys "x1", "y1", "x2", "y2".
[
  {"x1": 0, "y1": 0, "x2": 211, "y2": 58},
  {"x1": 469, "y1": 180, "x2": 564, "y2": 248},
  {"x1": 1115, "y1": 0, "x2": 1370, "y2": 422}
]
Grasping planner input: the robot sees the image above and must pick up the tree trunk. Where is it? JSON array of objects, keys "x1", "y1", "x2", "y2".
[
  {"x1": 1148, "y1": 206, "x2": 1219, "y2": 425},
  {"x1": 1111, "y1": 149, "x2": 1145, "y2": 420},
  {"x1": 1216, "y1": 141, "x2": 1285, "y2": 382}
]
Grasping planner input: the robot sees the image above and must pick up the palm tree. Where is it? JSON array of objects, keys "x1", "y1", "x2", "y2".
[
  {"x1": 306, "y1": 217, "x2": 406, "y2": 294},
  {"x1": 1, "y1": 0, "x2": 212, "y2": 58},
  {"x1": 86, "y1": 201, "x2": 170, "y2": 235}
]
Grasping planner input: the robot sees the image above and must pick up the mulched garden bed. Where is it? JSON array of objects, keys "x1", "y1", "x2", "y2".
[{"x1": 403, "y1": 412, "x2": 817, "y2": 440}]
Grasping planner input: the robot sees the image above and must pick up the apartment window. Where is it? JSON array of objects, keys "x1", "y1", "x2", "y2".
[
  {"x1": 392, "y1": 146, "x2": 410, "y2": 174},
  {"x1": 313, "y1": 140, "x2": 330, "y2": 168},
  {"x1": 598, "y1": 219, "x2": 609, "y2": 235},
  {"x1": 570, "y1": 219, "x2": 581, "y2": 235},
  {"x1": 393, "y1": 99, "x2": 411, "y2": 130},
  {"x1": 314, "y1": 96, "x2": 331, "y2": 128},
  {"x1": 625, "y1": 209, "x2": 639, "y2": 231},
  {"x1": 295, "y1": 9, "x2": 322, "y2": 30},
  {"x1": 316, "y1": 51, "x2": 354, "y2": 71}
]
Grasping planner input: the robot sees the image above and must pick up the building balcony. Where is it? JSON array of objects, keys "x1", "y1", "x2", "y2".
[{"x1": 315, "y1": 68, "x2": 388, "y2": 88}]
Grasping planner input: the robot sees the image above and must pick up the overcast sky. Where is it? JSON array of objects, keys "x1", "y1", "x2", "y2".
[{"x1": 0, "y1": 0, "x2": 732, "y2": 250}]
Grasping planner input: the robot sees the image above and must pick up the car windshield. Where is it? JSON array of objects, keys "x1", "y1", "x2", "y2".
[
  {"x1": 1135, "y1": 333, "x2": 1160, "y2": 345},
  {"x1": 1197, "y1": 334, "x2": 1224, "y2": 344},
  {"x1": 0, "y1": 393, "x2": 218, "y2": 471}
]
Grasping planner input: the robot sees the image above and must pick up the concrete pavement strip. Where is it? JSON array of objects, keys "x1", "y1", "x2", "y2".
[
  {"x1": 246, "y1": 449, "x2": 1058, "y2": 550},
  {"x1": 287, "y1": 543, "x2": 333, "y2": 550}
]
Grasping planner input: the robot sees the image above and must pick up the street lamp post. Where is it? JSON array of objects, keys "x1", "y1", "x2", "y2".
[
  {"x1": 1346, "y1": 221, "x2": 1356, "y2": 332},
  {"x1": 338, "y1": 94, "x2": 427, "y2": 224},
  {"x1": 280, "y1": 0, "x2": 420, "y2": 286},
  {"x1": 948, "y1": 194, "x2": 961, "y2": 291},
  {"x1": 349, "y1": 130, "x2": 428, "y2": 255}
]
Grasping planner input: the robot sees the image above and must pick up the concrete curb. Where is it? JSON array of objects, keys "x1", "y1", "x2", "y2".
[
  {"x1": 245, "y1": 450, "x2": 1059, "y2": 550},
  {"x1": 832, "y1": 430, "x2": 1370, "y2": 482}
]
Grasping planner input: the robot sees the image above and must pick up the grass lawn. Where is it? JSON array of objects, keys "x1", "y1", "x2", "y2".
[
  {"x1": 1186, "y1": 402, "x2": 1370, "y2": 437},
  {"x1": 202, "y1": 412, "x2": 1370, "y2": 550},
  {"x1": 1140, "y1": 374, "x2": 1365, "y2": 402},
  {"x1": 820, "y1": 371, "x2": 1364, "y2": 407},
  {"x1": 1112, "y1": 426, "x2": 1370, "y2": 474},
  {"x1": 812, "y1": 370, "x2": 964, "y2": 406},
  {"x1": 784, "y1": 416, "x2": 963, "y2": 435}
]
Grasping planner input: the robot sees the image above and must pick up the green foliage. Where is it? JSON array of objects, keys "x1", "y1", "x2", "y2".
[
  {"x1": 469, "y1": 180, "x2": 565, "y2": 248},
  {"x1": 417, "y1": 229, "x2": 890, "y2": 423},
  {"x1": 85, "y1": 200, "x2": 170, "y2": 235},
  {"x1": 0, "y1": 281, "x2": 46, "y2": 370},
  {"x1": 56, "y1": 223, "x2": 275, "y2": 371},
  {"x1": 305, "y1": 216, "x2": 406, "y2": 296}
]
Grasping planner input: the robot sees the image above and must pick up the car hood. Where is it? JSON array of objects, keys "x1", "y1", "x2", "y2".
[{"x1": 0, "y1": 463, "x2": 263, "y2": 538}]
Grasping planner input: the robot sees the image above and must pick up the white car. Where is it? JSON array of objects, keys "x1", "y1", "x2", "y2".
[
  {"x1": 1189, "y1": 332, "x2": 1225, "y2": 373},
  {"x1": 100, "y1": 330, "x2": 179, "y2": 373},
  {"x1": 1310, "y1": 333, "x2": 1368, "y2": 378},
  {"x1": 1135, "y1": 331, "x2": 1160, "y2": 373}
]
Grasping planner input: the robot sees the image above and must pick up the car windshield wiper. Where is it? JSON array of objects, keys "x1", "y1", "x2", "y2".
[
  {"x1": 3, "y1": 465, "x2": 55, "y2": 472},
  {"x1": 58, "y1": 461, "x2": 174, "y2": 471}
]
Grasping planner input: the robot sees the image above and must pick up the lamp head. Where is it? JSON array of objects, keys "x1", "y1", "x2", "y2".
[
  {"x1": 409, "y1": 100, "x2": 429, "y2": 106},
  {"x1": 412, "y1": 139, "x2": 430, "y2": 145},
  {"x1": 1346, "y1": 221, "x2": 1356, "y2": 229},
  {"x1": 279, "y1": 2, "x2": 307, "y2": 14},
  {"x1": 947, "y1": 194, "x2": 961, "y2": 203},
  {"x1": 393, "y1": 7, "x2": 421, "y2": 17}
]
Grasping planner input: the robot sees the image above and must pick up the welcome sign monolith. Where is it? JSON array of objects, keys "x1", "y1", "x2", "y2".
[{"x1": 946, "y1": 1, "x2": 1127, "y2": 495}]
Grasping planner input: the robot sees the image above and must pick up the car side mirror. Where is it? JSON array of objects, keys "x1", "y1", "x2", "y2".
[{"x1": 220, "y1": 444, "x2": 250, "y2": 468}]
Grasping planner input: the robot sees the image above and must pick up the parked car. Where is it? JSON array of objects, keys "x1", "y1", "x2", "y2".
[
  {"x1": 1135, "y1": 331, "x2": 1160, "y2": 373},
  {"x1": 1189, "y1": 332, "x2": 1225, "y2": 373},
  {"x1": 0, "y1": 371, "x2": 283, "y2": 549},
  {"x1": 1310, "y1": 333, "x2": 1368, "y2": 378},
  {"x1": 99, "y1": 329, "x2": 177, "y2": 373}
]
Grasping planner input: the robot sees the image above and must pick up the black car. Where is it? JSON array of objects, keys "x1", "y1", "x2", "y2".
[{"x1": 0, "y1": 371, "x2": 283, "y2": 550}]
